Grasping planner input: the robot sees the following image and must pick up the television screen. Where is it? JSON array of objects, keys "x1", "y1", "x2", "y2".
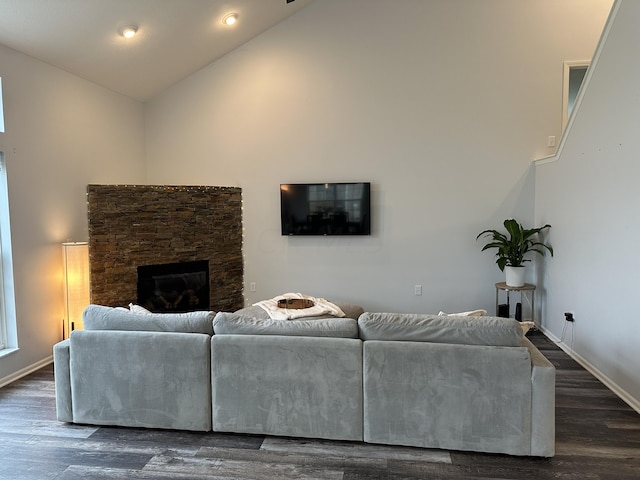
[{"x1": 280, "y1": 182, "x2": 371, "y2": 236}]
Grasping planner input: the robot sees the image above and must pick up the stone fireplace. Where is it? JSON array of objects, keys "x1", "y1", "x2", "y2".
[{"x1": 87, "y1": 185, "x2": 243, "y2": 312}]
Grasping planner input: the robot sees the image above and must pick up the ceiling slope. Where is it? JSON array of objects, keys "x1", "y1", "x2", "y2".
[{"x1": 0, "y1": 0, "x2": 313, "y2": 101}]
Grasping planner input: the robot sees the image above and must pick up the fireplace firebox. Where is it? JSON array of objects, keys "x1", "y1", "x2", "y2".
[{"x1": 137, "y1": 260, "x2": 210, "y2": 313}]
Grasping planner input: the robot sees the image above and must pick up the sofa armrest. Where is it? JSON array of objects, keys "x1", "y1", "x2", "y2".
[
  {"x1": 53, "y1": 340, "x2": 72, "y2": 422},
  {"x1": 523, "y1": 337, "x2": 556, "y2": 457}
]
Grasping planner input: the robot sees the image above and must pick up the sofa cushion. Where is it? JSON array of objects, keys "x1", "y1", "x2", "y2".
[
  {"x1": 211, "y1": 334, "x2": 363, "y2": 441},
  {"x1": 83, "y1": 304, "x2": 215, "y2": 335},
  {"x1": 213, "y1": 312, "x2": 359, "y2": 338},
  {"x1": 362, "y1": 340, "x2": 532, "y2": 454},
  {"x1": 129, "y1": 303, "x2": 152, "y2": 314},
  {"x1": 70, "y1": 330, "x2": 212, "y2": 431},
  {"x1": 358, "y1": 312, "x2": 523, "y2": 346}
]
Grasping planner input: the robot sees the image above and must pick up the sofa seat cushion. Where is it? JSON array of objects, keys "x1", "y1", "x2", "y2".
[
  {"x1": 83, "y1": 304, "x2": 215, "y2": 335},
  {"x1": 213, "y1": 312, "x2": 358, "y2": 338},
  {"x1": 358, "y1": 312, "x2": 523, "y2": 346}
]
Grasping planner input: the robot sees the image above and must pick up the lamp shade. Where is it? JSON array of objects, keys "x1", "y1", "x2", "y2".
[{"x1": 62, "y1": 242, "x2": 90, "y2": 338}]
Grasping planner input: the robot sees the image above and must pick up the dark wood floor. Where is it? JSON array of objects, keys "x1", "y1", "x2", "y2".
[{"x1": 1, "y1": 332, "x2": 639, "y2": 479}]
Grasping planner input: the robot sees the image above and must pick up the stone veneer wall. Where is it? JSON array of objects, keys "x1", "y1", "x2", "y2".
[{"x1": 87, "y1": 185, "x2": 243, "y2": 312}]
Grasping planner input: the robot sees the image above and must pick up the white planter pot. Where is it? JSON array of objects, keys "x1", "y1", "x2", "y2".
[{"x1": 505, "y1": 266, "x2": 525, "y2": 287}]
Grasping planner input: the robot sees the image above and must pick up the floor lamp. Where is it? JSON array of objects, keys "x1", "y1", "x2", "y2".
[{"x1": 62, "y1": 242, "x2": 90, "y2": 339}]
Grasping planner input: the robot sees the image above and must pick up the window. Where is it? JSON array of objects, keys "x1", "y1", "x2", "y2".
[
  {"x1": 0, "y1": 153, "x2": 14, "y2": 352},
  {"x1": 562, "y1": 61, "x2": 590, "y2": 132},
  {"x1": 0, "y1": 77, "x2": 4, "y2": 133},
  {"x1": 0, "y1": 76, "x2": 17, "y2": 353},
  {"x1": 0, "y1": 229, "x2": 7, "y2": 349}
]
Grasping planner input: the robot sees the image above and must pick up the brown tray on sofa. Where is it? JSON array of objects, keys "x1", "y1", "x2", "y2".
[{"x1": 277, "y1": 298, "x2": 315, "y2": 309}]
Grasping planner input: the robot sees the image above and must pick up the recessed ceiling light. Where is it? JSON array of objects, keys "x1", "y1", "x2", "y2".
[
  {"x1": 121, "y1": 25, "x2": 138, "y2": 38},
  {"x1": 222, "y1": 13, "x2": 238, "y2": 26}
]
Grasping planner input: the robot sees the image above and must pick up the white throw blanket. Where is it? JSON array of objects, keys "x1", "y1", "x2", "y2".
[{"x1": 253, "y1": 293, "x2": 346, "y2": 320}]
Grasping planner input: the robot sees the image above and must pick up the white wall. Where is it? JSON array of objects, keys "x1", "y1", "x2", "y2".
[
  {"x1": 145, "y1": 0, "x2": 610, "y2": 313},
  {"x1": 0, "y1": 44, "x2": 146, "y2": 384},
  {"x1": 535, "y1": 0, "x2": 640, "y2": 410}
]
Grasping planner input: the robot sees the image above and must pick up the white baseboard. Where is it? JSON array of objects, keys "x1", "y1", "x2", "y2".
[
  {"x1": 537, "y1": 325, "x2": 640, "y2": 414},
  {"x1": 0, "y1": 355, "x2": 53, "y2": 389}
]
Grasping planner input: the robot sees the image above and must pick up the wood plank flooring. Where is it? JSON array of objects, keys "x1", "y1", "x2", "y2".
[{"x1": 0, "y1": 331, "x2": 639, "y2": 479}]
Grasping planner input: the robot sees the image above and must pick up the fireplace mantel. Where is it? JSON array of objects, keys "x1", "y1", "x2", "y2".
[{"x1": 87, "y1": 184, "x2": 243, "y2": 312}]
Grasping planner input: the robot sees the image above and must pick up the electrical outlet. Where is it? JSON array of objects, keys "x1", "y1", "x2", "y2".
[
  {"x1": 564, "y1": 312, "x2": 575, "y2": 322},
  {"x1": 414, "y1": 285, "x2": 422, "y2": 296}
]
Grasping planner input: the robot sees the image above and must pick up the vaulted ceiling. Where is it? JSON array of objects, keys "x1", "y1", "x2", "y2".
[{"x1": 0, "y1": 0, "x2": 314, "y2": 101}]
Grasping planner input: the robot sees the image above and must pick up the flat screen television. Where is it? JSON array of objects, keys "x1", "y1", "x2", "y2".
[{"x1": 280, "y1": 182, "x2": 371, "y2": 236}]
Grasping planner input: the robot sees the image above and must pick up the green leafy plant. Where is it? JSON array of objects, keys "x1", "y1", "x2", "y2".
[{"x1": 476, "y1": 218, "x2": 553, "y2": 271}]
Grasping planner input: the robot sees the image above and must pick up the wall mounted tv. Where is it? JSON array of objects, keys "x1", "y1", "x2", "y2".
[{"x1": 281, "y1": 182, "x2": 371, "y2": 236}]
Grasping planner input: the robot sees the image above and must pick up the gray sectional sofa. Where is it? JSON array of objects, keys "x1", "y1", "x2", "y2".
[{"x1": 53, "y1": 304, "x2": 555, "y2": 457}]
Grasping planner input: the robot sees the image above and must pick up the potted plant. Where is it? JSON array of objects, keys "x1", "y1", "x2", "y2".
[{"x1": 476, "y1": 218, "x2": 553, "y2": 287}]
